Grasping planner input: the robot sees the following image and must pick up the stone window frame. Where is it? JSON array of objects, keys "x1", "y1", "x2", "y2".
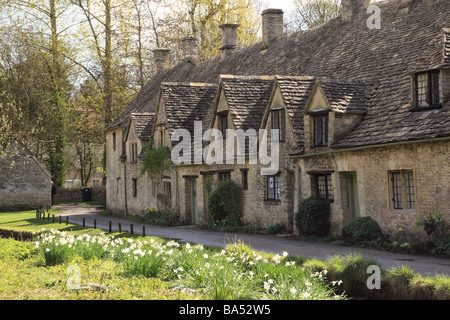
[
  {"x1": 266, "y1": 173, "x2": 281, "y2": 201},
  {"x1": 413, "y1": 70, "x2": 443, "y2": 111},
  {"x1": 112, "y1": 132, "x2": 117, "y2": 152},
  {"x1": 217, "y1": 110, "x2": 228, "y2": 138},
  {"x1": 240, "y1": 168, "x2": 249, "y2": 190},
  {"x1": 389, "y1": 170, "x2": 415, "y2": 210},
  {"x1": 217, "y1": 169, "x2": 232, "y2": 182},
  {"x1": 313, "y1": 113, "x2": 329, "y2": 147},
  {"x1": 130, "y1": 142, "x2": 138, "y2": 163},
  {"x1": 270, "y1": 108, "x2": 286, "y2": 142},
  {"x1": 132, "y1": 178, "x2": 138, "y2": 197},
  {"x1": 308, "y1": 170, "x2": 334, "y2": 202}
]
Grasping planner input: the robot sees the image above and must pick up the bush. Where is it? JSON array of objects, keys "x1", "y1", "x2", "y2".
[
  {"x1": 295, "y1": 197, "x2": 330, "y2": 237},
  {"x1": 207, "y1": 179, "x2": 242, "y2": 225},
  {"x1": 342, "y1": 217, "x2": 382, "y2": 244}
]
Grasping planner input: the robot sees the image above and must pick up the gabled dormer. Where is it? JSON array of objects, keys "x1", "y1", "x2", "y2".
[
  {"x1": 124, "y1": 113, "x2": 154, "y2": 163},
  {"x1": 303, "y1": 78, "x2": 374, "y2": 153}
]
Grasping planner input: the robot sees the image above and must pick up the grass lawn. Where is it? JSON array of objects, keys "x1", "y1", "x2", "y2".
[{"x1": 0, "y1": 209, "x2": 449, "y2": 301}]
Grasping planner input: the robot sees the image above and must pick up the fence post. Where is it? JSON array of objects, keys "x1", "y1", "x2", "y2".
[
  {"x1": 142, "y1": 226, "x2": 145, "y2": 237},
  {"x1": 130, "y1": 224, "x2": 133, "y2": 235},
  {"x1": 118, "y1": 223, "x2": 121, "y2": 233},
  {"x1": 83, "y1": 218, "x2": 85, "y2": 228},
  {"x1": 66, "y1": 216, "x2": 69, "y2": 225},
  {"x1": 109, "y1": 221, "x2": 112, "y2": 233},
  {"x1": 59, "y1": 215, "x2": 61, "y2": 224},
  {"x1": 94, "y1": 219, "x2": 96, "y2": 229},
  {"x1": 52, "y1": 215, "x2": 55, "y2": 223}
]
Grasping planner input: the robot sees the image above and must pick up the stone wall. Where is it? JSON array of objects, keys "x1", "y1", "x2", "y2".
[
  {"x1": 297, "y1": 140, "x2": 450, "y2": 239},
  {"x1": 55, "y1": 186, "x2": 106, "y2": 204},
  {"x1": 0, "y1": 141, "x2": 52, "y2": 208}
]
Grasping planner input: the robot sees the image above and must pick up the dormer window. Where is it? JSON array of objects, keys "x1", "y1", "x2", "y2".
[
  {"x1": 313, "y1": 113, "x2": 328, "y2": 147},
  {"x1": 217, "y1": 111, "x2": 228, "y2": 138},
  {"x1": 415, "y1": 70, "x2": 441, "y2": 109},
  {"x1": 271, "y1": 108, "x2": 286, "y2": 142}
]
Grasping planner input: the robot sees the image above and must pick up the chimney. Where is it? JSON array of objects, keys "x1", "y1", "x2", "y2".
[
  {"x1": 153, "y1": 48, "x2": 171, "y2": 73},
  {"x1": 182, "y1": 37, "x2": 198, "y2": 62},
  {"x1": 341, "y1": 0, "x2": 370, "y2": 22},
  {"x1": 261, "y1": 9, "x2": 284, "y2": 46},
  {"x1": 219, "y1": 23, "x2": 239, "y2": 59}
]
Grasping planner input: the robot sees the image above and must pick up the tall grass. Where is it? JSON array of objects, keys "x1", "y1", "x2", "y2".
[{"x1": 33, "y1": 229, "x2": 344, "y2": 300}]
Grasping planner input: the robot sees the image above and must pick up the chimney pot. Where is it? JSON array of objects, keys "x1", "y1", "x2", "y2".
[
  {"x1": 261, "y1": 8, "x2": 284, "y2": 46},
  {"x1": 219, "y1": 23, "x2": 240, "y2": 59},
  {"x1": 182, "y1": 37, "x2": 198, "y2": 62},
  {"x1": 153, "y1": 48, "x2": 171, "y2": 73},
  {"x1": 341, "y1": 0, "x2": 370, "y2": 22}
]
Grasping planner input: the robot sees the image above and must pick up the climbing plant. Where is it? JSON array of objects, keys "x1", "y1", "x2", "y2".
[{"x1": 140, "y1": 140, "x2": 172, "y2": 182}]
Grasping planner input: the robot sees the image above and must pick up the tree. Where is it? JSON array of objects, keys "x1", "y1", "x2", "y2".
[{"x1": 291, "y1": 0, "x2": 341, "y2": 31}]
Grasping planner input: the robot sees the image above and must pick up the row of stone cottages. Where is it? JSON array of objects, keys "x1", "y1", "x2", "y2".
[{"x1": 105, "y1": 0, "x2": 450, "y2": 239}]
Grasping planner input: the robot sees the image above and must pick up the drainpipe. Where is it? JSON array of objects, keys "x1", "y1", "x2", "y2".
[
  {"x1": 287, "y1": 158, "x2": 301, "y2": 232},
  {"x1": 170, "y1": 166, "x2": 180, "y2": 213},
  {"x1": 123, "y1": 161, "x2": 128, "y2": 216}
]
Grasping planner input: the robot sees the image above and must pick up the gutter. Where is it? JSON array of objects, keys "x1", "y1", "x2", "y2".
[{"x1": 288, "y1": 137, "x2": 450, "y2": 159}]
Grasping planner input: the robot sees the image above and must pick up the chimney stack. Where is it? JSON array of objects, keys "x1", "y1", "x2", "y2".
[
  {"x1": 182, "y1": 37, "x2": 198, "y2": 62},
  {"x1": 219, "y1": 23, "x2": 239, "y2": 59},
  {"x1": 261, "y1": 9, "x2": 284, "y2": 46},
  {"x1": 153, "y1": 48, "x2": 171, "y2": 73},
  {"x1": 341, "y1": 0, "x2": 370, "y2": 22}
]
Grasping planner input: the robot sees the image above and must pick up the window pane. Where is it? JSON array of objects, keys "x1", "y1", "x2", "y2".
[
  {"x1": 327, "y1": 175, "x2": 334, "y2": 201},
  {"x1": 317, "y1": 175, "x2": 327, "y2": 198},
  {"x1": 392, "y1": 172, "x2": 403, "y2": 209},
  {"x1": 314, "y1": 115, "x2": 327, "y2": 146},
  {"x1": 417, "y1": 73, "x2": 429, "y2": 107},
  {"x1": 431, "y1": 72, "x2": 441, "y2": 105},
  {"x1": 405, "y1": 172, "x2": 415, "y2": 209},
  {"x1": 275, "y1": 175, "x2": 281, "y2": 200},
  {"x1": 267, "y1": 176, "x2": 274, "y2": 199}
]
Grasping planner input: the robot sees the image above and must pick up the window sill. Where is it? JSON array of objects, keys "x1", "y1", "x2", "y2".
[
  {"x1": 264, "y1": 199, "x2": 281, "y2": 205},
  {"x1": 411, "y1": 105, "x2": 443, "y2": 112}
]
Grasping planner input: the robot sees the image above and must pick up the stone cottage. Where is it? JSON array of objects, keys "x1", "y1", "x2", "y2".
[
  {"x1": 0, "y1": 140, "x2": 52, "y2": 208},
  {"x1": 105, "y1": 0, "x2": 450, "y2": 238}
]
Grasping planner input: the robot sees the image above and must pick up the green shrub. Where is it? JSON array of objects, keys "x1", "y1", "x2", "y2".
[
  {"x1": 342, "y1": 216, "x2": 382, "y2": 244},
  {"x1": 265, "y1": 223, "x2": 286, "y2": 235},
  {"x1": 207, "y1": 179, "x2": 242, "y2": 225},
  {"x1": 295, "y1": 197, "x2": 330, "y2": 237}
]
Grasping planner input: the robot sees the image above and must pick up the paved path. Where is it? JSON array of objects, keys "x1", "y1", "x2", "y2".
[{"x1": 54, "y1": 204, "x2": 450, "y2": 277}]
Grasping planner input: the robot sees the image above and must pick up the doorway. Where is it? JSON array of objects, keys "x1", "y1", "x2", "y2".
[{"x1": 348, "y1": 172, "x2": 360, "y2": 219}]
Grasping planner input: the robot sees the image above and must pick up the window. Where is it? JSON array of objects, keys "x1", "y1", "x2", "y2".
[
  {"x1": 313, "y1": 114, "x2": 328, "y2": 147},
  {"x1": 271, "y1": 109, "x2": 286, "y2": 142},
  {"x1": 241, "y1": 169, "x2": 248, "y2": 190},
  {"x1": 132, "y1": 178, "x2": 138, "y2": 197},
  {"x1": 416, "y1": 71, "x2": 441, "y2": 108},
  {"x1": 92, "y1": 180, "x2": 100, "y2": 187},
  {"x1": 130, "y1": 143, "x2": 138, "y2": 162},
  {"x1": 313, "y1": 173, "x2": 333, "y2": 201},
  {"x1": 112, "y1": 132, "x2": 116, "y2": 151},
  {"x1": 160, "y1": 129, "x2": 166, "y2": 147},
  {"x1": 218, "y1": 113, "x2": 228, "y2": 138},
  {"x1": 390, "y1": 171, "x2": 415, "y2": 210},
  {"x1": 218, "y1": 171, "x2": 231, "y2": 182},
  {"x1": 267, "y1": 175, "x2": 281, "y2": 200},
  {"x1": 163, "y1": 181, "x2": 172, "y2": 201}
]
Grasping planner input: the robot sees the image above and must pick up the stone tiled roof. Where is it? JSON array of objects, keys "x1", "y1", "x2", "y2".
[
  {"x1": 129, "y1": 113, "x2": 154, "y2": 141},
  {"x1": 157, "y1": 82, "x2": 218, "y2": 145},
  {"x1": 275, "y1": 76, "x2": 316, "y2": 154},
  {"x1": 107, "y1": 59, "x2": 194, "y2": 130},
  {"x1": 220, "y1": 75, "x2": 275, "y2": 131},
  {"x1": 317, "y1": 79, "x2": 375, "y2": 115},
  {"x1": 113, "y1": 0, "x2": 450, "y2": 150}
]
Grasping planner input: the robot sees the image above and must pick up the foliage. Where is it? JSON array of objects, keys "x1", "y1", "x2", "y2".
[
  {"x1": 143, "y1": 207, "x2": 183, "y2": 226},
  {"x1": 415, "y1": 212, "x2": 449, "y2": 237},
  {"x1": 291, "y1": 0, "x2": 341, "y2": 31},
  {"x1": 342, "y1": 217, "x2": 382, "y2": 244},
  {"x1": 140, "y1": 140, "x2": 172, "y2": 181},
  {"x1": 295, "y1": 197, "x2": 331, "y2": 237},
  {"x1": 207, "y1": 179, "x2": 242, "y2": 225},
  {"x1": 265, "y1": 223, "x2": 286, "y2": 235}
]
